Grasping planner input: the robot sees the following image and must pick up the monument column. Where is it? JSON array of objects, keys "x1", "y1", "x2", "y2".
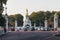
[
  {"x1": 15, "y1": 20, "x2": 17, "y2": 31},
  {"x1": 54, "y1": 13, "x2": 58, "y2": 31},
  {"x1": 44, "y1": 17, "x2": 48, "y2": 30}
]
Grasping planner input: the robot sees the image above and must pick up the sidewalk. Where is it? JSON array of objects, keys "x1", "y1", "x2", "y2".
[{"x1": 0, "y1": 30, "x2": 8, "y2": 37}]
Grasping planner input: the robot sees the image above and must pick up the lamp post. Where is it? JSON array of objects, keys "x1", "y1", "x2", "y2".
[
  {"x1": 15, "y1": 20, "x2": 17, "y2": 31},
  {"x1": 5, "y1": 5, "x2": 8, "y2": 33}
]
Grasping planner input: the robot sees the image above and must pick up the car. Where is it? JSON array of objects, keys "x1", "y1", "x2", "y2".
[
  {"x1": 38, "y1": 28, "x2": 40, "y2": 30},
  {"x1": 23, "y1": 27, "x2": 28, "y2": 31},
  {"x1": 16, "y1": 28, "x2": 19, "y2": 31},
  {"x1": 15, "y1": 27, "x2": 22, "y2": 31},
  {"x1": 30, "y1": 27, "x2": 35, "y2": 31},
  {"x1": 47, "y1": 27, "x2": 51, "y2": 31}
]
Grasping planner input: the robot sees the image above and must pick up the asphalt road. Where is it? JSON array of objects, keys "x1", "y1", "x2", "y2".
[{"x1": 0, "y1": 31, "x2": 57, "y2": 40}]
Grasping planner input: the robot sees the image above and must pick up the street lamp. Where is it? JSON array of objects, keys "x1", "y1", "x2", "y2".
[{"x1": 5, "y1": 4, "x2": 8, "y2": 33}]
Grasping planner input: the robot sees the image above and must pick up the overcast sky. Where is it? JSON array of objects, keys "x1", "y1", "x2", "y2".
[{"x1": 3, "y1": 0, "x2": 60, "y2": 16}]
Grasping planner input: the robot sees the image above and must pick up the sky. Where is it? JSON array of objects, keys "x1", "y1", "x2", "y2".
[{"x1": 3, "y1": 0, "x2": 60, "y2": 16}]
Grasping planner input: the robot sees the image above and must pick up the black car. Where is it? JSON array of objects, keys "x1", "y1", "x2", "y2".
[
  {"x1": 23, "y1": 27, "x2": 28, "y2": 31},
  {"x1": 30, "y1": 27, "x2": 35, "y2": 31}
]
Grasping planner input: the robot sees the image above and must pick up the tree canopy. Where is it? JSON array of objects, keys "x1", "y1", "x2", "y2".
[
  {"x1": 30, "y1": 11, "x2": 58, "y2": 27},
  {"x1": 0, "y1": 0, "x2": 7, "y2": 27},
  {"x1": 8, "y1": 14, "x2": 23, "y2": 27},
  {"x1": 0, "y1": 0, "x2": 7, "y2": 5}
]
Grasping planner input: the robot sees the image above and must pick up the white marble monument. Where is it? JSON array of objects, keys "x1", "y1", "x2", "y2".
[{"x1": 23, "y1": 9, "x2": 31, "y2": 28}]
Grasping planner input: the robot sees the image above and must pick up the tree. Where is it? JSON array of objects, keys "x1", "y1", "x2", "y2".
[
  {"x1": 30, "y1": 11, "x2": 53, "y2": 27},
  {"x1": 0, "y1": 14, "x2": 6, "y2": 26},
  {"x1": 0, "y1": 0, "x2": 7, "y2": 4},
  {"x1": 37, "y1": 11, "x2": 45, "y2": 26},
  {"x1": 8, "y1": 14, "x2": 23, "y2": 27},
  {"x1": 14, "y1": 14, "x2": 23, "y2": 26},
  {"x1": 45, "y1": 11, "x2": 52, "y2": 20},
  {"x1": 0, "y1": 0, "x2": 7, "y2": 27},
  {"x1": 8, "y1": 15, "x2": 15, "y2": 26},
  {"x1": 30, "y1": 12, "x2": 39, "y2": 26},
  {"x1": 57, "y1": 11, "x2": 60, "y2": 27},
  {"x1": 0, "y1": 0, "x2": 7, "y2": 14},
  {"x1": 50, "y1": 11, "x2": 56, "y2": 22}
]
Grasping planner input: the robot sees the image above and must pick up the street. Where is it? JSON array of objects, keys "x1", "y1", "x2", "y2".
[{"x1": 0, "y1": 31, "x2": 58, "y2": 40}]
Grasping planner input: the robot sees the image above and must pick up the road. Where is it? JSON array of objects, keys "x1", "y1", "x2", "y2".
[{"x1": 0, "y1": 31, "x2": 57, "y2": 40}]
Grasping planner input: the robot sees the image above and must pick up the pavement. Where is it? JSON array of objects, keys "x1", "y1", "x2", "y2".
[{"x1": 0, "y1": 31, "x2": 59, "y2": 40}]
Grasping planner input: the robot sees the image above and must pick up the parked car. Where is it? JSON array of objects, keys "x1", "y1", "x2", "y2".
[
  {"x1": 23, "y1": 27, "x2": 28, "y2": 31},
  {"x1": 29, "y1": 27, "x2": 35, "y2": 31},
  {"x1": 15, "y1": 27, "x2": 21, "y2": 31},
  {"x1": 47, "y1": 27, "x2": 51, "y2": 31},
  {"x1": 31, "y1": 27, "x2": 35, "y2": 31}
]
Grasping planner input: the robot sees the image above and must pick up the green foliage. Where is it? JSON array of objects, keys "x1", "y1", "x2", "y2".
[
  {"x1": 30, "y1": 12, "x2": 39, "y2": 26},
  {"x1": 0, "y1": 0, "x2": 7, "y2": 4},
  {"x1": 37, "y1": 11, "x2": 45, "y2": 21},
  {"x1": 8, "y1": 14, "x2": 23, "y2": 26},
  {"x1": 30, "y1": 12, "x2": 39, "y2": 22},
  {"x1": 0, "y1": 0, "x2": 7, "y2": 27},
  {"x1": 45, "y1": 11, "x2": 52, "y2": 20},
  {"x1": 30, "y1": 11, "x2": 45, "y2": 26},
  {"x1": 0, "y1": 14, "x2": 6, "y2": 27},
  {"x1": 8, "y1": 15, "x2": 15, "y2": 22},
  {"x1": 14, "y1": 14, "x2": 23, "y2": 26},
  {"x1": 30, "y1": 11, "x2": 57, "y2": 27}
]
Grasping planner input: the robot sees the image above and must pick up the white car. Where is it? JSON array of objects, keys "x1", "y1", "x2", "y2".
[{"x1": 15, "y1": 27, "x2": 21, "y2": 31}]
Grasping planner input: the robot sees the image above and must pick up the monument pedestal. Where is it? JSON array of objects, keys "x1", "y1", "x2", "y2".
[{"x1": 23, "y1": 9, "x2": 31, "y2": 29}]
